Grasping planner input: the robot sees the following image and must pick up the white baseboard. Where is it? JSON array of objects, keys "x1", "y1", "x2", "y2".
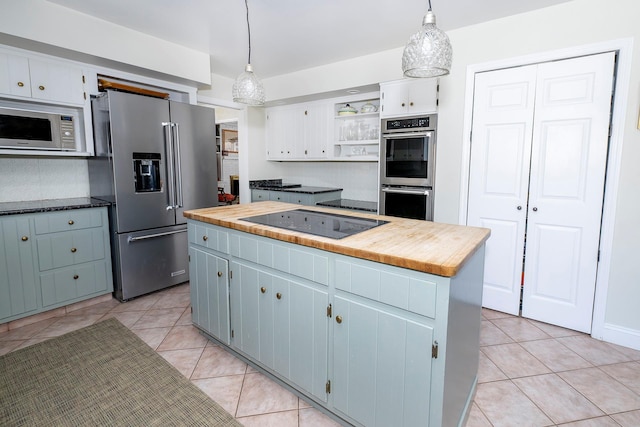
[{"x1": 599, "y1": 323, "x2": 640, "y2": 351}]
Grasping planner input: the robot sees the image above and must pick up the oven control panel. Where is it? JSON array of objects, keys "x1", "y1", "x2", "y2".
[{"x1": 383, "y1": 114, "x2": 436, "y2": 132}]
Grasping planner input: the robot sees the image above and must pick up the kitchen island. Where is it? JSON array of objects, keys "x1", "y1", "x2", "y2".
[{"x1": 184, "y1": 202, "x2": 490, "y2": 427}]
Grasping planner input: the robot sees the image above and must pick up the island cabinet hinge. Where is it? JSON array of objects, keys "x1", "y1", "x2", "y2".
[
  {"x1": 326, "y1": 380, "x2": 331, "y2": 394},
  {"x1": 432, "y1": 341, "x2": 439, "y2": 359},
  {"x1": 82, "y1": 75, "x2": 85, "y2": 84},
  {"x1": 83, "y1": 92, "x2": 87, "y2": 100},
  {"x1": 229, "y1": 270, "x2": 233, "y2": 279},
  {"x1": 326, "y1": 304, "x2": 332, "y2": 318},
  {"x1": 231, "y1": 330, "x2": 235, "y2": 338},
  {"x1": 190, "y1": 307, "x2": 193, "y2": 313},
  {"x1": 188, "y1": 254, "x2": 190, "y2": 262},
  {"x1": 597, "y1": 250, "x2": 601, "y2": 262}
]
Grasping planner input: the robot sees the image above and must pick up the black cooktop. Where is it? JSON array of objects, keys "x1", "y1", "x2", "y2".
[{"x1": 240, "y1": 209, "x2": 388, "y2": 239}]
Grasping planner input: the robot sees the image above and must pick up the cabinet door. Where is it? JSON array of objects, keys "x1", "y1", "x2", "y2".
[
  {"x1": 285, "y1": 278, "x2": 329, "y2": 402},
  {"x1": 0, "y1": 216, "x2": 38, "y2": 321},
  {"x1": 0, "y1": 52, "x2": 31, "y2": 97},
  {"x1": 380, "y1": 81, "x2": 408, "y2": 118},
  {"x1": 333, "y1": 296, "x2": 433, "y2": 427},
  {"x1": 266, "y1": 107, "x2": 299, "y2": 159},
  {"x1": 407, "y1": 79, "x2": 438, "y2": 115},
  {"x1": 303, "y1": 104, "x2": 329, "y2": 159},
  {"x1": 231, "y1": 261, "x2": 329, "y2": 402},
  {"x1": 28, "y1": 59, "x2": 84, "y2": 105},
  {"x1": 189, "y1": 246, "x2": 230, "y2": 344},
  {"x1": 251, "y1": 189, "x2": 270, "y2": 202}
]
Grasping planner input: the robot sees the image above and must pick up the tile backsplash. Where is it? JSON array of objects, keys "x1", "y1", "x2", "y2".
[{"x1": 0, "y1": 157, "x2": 90, "y2": 202}]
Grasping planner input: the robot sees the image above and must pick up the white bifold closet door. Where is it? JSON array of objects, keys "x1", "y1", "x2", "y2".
[{"x1": 467, "y1": 52, "x2": 615, "y2": 333}]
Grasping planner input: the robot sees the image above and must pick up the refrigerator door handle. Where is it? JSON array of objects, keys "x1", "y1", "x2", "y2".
[
  {"x1": 172, "y1": 122, "x2": 184, "y2": 208},
  {"x1": 127, "y1": 228, "x2": 187, "y2": 243},
  {"x1": 163, "y1": 122, "x2": 176, "y2": 210}
]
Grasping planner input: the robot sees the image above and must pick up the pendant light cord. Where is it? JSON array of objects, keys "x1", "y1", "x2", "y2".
[
  {"x1": 244, "y1": 0, "x2": 252, "y2": 65},
  {"x1": 428, "y1": 0, "x2": 432, "y2": 11}
]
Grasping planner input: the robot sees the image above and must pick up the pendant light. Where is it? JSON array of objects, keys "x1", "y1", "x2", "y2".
[
  {"x1": 401, "y1": 0, "x2": 452, "y2": 78},
  {"x1": 232, "y1": 0, "x2": 265, "y2": 105}
]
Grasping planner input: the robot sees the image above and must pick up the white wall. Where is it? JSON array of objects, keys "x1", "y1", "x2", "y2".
[{"x1": 0, "y1": 0, "x2": 211, "y2": 85}]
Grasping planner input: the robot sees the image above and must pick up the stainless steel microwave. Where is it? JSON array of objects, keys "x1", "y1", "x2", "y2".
[{"x1": 0, "y1": 103, "x2": 79, "y2": 151}]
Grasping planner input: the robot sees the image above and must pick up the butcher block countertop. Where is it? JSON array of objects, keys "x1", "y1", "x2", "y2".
[{"x1": 184, "y1": 202, "x2": 490, "y2": 277}]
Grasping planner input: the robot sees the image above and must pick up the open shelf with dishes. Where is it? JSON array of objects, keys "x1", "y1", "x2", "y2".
[{"x1": 333, "y1": 98, "x2": 380, "y2": 161}]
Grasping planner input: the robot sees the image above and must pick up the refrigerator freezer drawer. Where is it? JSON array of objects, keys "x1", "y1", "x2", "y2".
[{"x1": 113, "y1": 225, "x2": 188, "y2": 301}]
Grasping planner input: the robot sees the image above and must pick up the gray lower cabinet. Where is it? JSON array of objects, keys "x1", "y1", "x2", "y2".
[
  {"x1": 189, "y1": 246, "x2": 230, "y2": 345},
  {"x1": 230, "y1": 260, "x2": 329, "y2": 402},
  {"x1": 188, "y1": 219, "x2": 484, "y2": 427},
  {"x1": 0, "y1": 216, "x2": 38, "y2": 320},
  {"x1": 0, "y1": 207, "x2": 114, "y2": 324},
  {"x1": 251, "y1": 189, "x2": 342, "y2": 206}
]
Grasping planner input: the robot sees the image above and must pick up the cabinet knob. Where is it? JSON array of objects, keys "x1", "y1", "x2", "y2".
[
  {"x1": 68, "y1": 220, "x2": 74, "y2": 225},
  {"x1": 410, "y1": 102, "x2": 414, "y2": 106},
  {"x1": 202, "y1": 235, "x2": 208, "y2": 241},
  {"x1": 21, "y1": 236, "x2": 29, "y2": 242},
  {"x1": 304, "y1": 110, "x2": 308, "y2": 115},
  {"x1": 401, "y1": 102, "x2": 405, "y2": 107},
  {"x1": 532, "y1": 207, "x2": 538, "y2": 212},
  {"x1": 276, "y1": 292, "x2": 282, "y2": 300},
  {"x1": 217, "y1": 271, "x2": 223, "y2": 277},
  {"x1": 38, "y1": 85, "x2": 45, "y2": 91},
  {"x1": 70, "y1": 247, "x2": 77, "y2": 253},
  {"x1": 517, "y1": 206, "x2": 522, "y2": 210},
  {"x1": 17, "y1": 81, "x2": 24, "y2": 87},
  {"x1": 336, "y1": 315, "x2": 343, "y2": 324},
  {"x1": 260, "y1": 287, "x2": 267, "y2": 294},
  {"x1": 73, "y1": 274, "x2": 79, "y2": 280}
]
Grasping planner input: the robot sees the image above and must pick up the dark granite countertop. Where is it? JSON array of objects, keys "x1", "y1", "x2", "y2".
[
  {"x1": 0, "y1": 197, "x2": 111, "y2": 216},
  {"x1": 249, "y1": 179, "x2": 342, "y2": 194},
  {"x1": 316, "y1": 199, "x2": 378, "y2": 212}
]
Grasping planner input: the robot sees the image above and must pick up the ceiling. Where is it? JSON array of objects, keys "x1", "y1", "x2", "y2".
[{"x1": 47, "y1": 0, "x2": 571, "y2": 80}]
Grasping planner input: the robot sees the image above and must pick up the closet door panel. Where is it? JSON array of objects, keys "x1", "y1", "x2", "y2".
[
  {"x1": 523, "y1": 52, "x2": 615, "y2": 333},
  {"x1": 467, "y1": 65, "x2": 537, "y2": 315}
]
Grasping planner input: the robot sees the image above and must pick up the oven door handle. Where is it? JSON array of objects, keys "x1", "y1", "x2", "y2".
[
  {"x1": 382, "y1": 131, "x2": 430, "y2": 139},
  {"x1": 382, "y1": 187, "x2": 431, "y2": 196}
]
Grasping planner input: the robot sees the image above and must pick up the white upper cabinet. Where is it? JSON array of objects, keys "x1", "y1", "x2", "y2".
[
  {"x1": 0, "y1": 51, "x2": 85, "y2": 105},
  {"x1": 265, "y1": 103, "x2": 330, "y2": 161},
  {"x1": 380, "y1": 78, "x2": 438, "y2": 118}
]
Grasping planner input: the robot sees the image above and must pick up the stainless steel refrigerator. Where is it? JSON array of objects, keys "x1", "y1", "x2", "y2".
[{"x1": 88, "y1": 90, "x2": 218, "y2": 301}]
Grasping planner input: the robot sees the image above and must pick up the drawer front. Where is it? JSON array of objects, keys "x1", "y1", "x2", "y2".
[
  {"x1": 188, "y1": 222, "x2": 229, "y2": 253},
  {"x1": 289, "y1": 194, "x2": 313, "y2": 205},
  {"x1": 251, "y1": 189, "x2": 270, "y2": 202},
  {"x1": 34, "y1": 208, "x2": 105, "y2": 235},
  {"x1": 335, "y1": 258, "x2": 437, "y2": 318},
  {"x1": 230, "y1": 231, "x2": 328, "y2": 286},
  {"x1": 36, "y1": 228, "x2": 106, "y2": 271},
  {"x1": 268, "y1": 191, "x2": 290, "y2": 203},
  {"x1": 40, "y1": 260, "x2": 111, "y2": 307}
]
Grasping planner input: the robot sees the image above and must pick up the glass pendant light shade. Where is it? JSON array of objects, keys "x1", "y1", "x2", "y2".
[
  {"x1": 402, "y1": 10, "x2": 452, "y2": 78},
  {"x1": 232, "y1": 0, "x2": 265, "y2": 106},
  {"x1": 233, "y1": 64, "x2": 265, "y2": 106}
]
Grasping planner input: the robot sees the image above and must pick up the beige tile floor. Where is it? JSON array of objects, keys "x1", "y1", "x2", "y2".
[{"x1": 1, "y1": 283, "x2": 639, "y2": 427}]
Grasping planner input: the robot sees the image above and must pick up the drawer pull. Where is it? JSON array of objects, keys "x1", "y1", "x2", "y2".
[
  {"x1": 21, "y1": 236, "x2": 29, "y2": 241},
  {"x1": 71, "y1": 247, "x2": 77, "y2": 253},
  {"x1": 260, "y1": 287, "x2": 266, "y2": 294},
  {"x1": 217, "y1": 271, "x2": 223, "y2": 277},
  {"x1": 276, "y1": 292, "x2": 282, "y2": 300},
  {"x1": 336, "y1": 315, "x2": 343, "y2": 324},
  {"x1": 73, "y1": 274, "x2": 79, "y2": 280},
  {"x1": 17, "y1": 81, "x2": 24, "y2": 87},
  {"x1": 39, "y1": 85, "x2": 45, "y2": 91},
  {"x1": 202, "y1": 235, "x2": 208, "y2": 241},
  {"x1": 68, "y1": 220, "x2": 75, "y2": 225}
]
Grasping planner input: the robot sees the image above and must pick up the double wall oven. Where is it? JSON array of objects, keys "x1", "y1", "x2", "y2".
[{"x1": 380, "y1": 114, "x2": 436, "y2": 221}]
